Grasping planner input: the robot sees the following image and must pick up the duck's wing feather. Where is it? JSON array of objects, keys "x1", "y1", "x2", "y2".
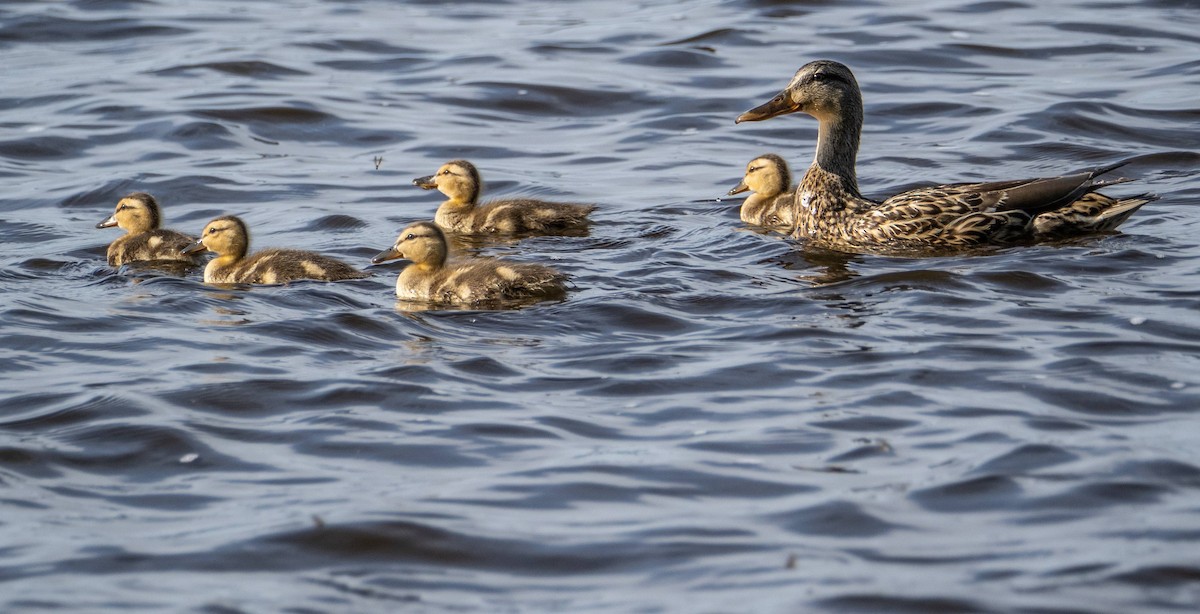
[{"x1": 881, "y1": 161, "x2": 1132, "y2": 217}]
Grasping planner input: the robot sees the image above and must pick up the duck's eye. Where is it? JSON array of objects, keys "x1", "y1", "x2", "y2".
[
  {"x1": 749, "y1": 165, "x2": 761, "y2": 172},
  {"x1": 405, "y1": 233, "x2": 415, "y2": 241},
  {"x1": 440, "y1": 170, "x2": 451, "y2": 176}
]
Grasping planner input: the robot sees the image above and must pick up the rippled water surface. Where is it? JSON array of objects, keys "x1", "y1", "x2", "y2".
[{"x1": 3, "y1": 0, "x2": 1200, "y2": 612}]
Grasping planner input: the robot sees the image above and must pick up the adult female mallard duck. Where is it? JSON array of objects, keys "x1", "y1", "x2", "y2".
[
  {"x1": 735, "y1": 60, "x2": 1156, "y2": 252},
  {"x1": 96, "y1": 192, "x2": 201, "y2": 266},
  {"x1": 371, "y1": 221, "x2": 567, "y2": 305},
  {"x1": 728, "y1": 153, "x2": 796, "y2": 230},
  {"x1": 413, "y1": 160, "x2": 595, "y2": 235},
  {"x1": 181, "y1": 215, "x2": 367, "y2": 284}
]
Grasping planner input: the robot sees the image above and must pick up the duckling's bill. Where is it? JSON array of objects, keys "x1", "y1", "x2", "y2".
[
  {"x1": 371, "y1": 247, "x2": 403, "y2": 264},
  {"x1": 96, "y1": 215, "x2": 118, "y2": 229},
  {"x1": 181, "y1": 240, "x2": 207, "y2": 256},
  {"x1": 727, "y1": 180, "x2": 750, "y2": 196},
  {"x1": 412, "y1": 175, "x2": 437, "y2": 190}
]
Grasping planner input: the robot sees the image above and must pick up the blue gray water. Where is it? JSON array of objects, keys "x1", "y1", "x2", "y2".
[{"x1": 3, "y1": 1, "x2": 1200, "y2": 612}]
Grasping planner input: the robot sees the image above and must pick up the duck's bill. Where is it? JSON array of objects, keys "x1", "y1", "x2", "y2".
[
  {"x1": 727, "y1": 180, "x2": 750, "y2": 196},
  {"x1": 371, "y1": 247, "x2": 403, "y2": 264},
  {"x1": 412, "y1": 175, "x2": 437, "y2": 190},
  {"x1": 735, "y1": 93, "x2": 799, "y2": 123},
  {"x1": 96, "y1": 215, "x2": 118, "y2": 229},
  {"x1": 180, "y1": 240, "x2": 207, "y2": 255}
]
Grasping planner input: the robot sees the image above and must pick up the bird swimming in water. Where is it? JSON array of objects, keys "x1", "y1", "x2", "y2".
[
  {"x1": 96, "y1": 192, "x2": 200, "y2": 266},
  {"x1": 728, "y1": 153, "x2": 796, "y2": 231},
  {"x1": 371, "y1": 221, "x2": 567, "y2": 305},
  {"x1": 736, "y1": 60, "x2": 1156, "y2": 253},
  {"x1": 181, "y1": 215, "x2": 367, "y2": 284},
  {"x1": 413, "y1": 159, "x2": 595, "y2": 235}
]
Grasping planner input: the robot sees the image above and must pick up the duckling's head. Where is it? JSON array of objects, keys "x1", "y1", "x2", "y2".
[
  {"x1": 412, "y1": 160, "x2": 481, "y2": 203},
  {"x1": 96, "y1": 192, "x2": 162, "y2": 234},
  {"x1": 728, "y1": 154, "x2": 792, "y2": 198},
  {"x1": 371, "y1": 221, "x2": 448, "y2": 268},
  {"x1": 181, "y1": 215, "x2": 250, "y2": 259},
  {"x1": 736, "y1": 60, "x2": 861, "y2": 125}
]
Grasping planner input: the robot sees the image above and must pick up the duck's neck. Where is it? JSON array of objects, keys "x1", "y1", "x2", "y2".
[
  {"x1": 204, "y1": 255, "x2": 240, "y2": 282},
  {"x1": 812, "y1": 112, "x2": 862, "y2": 197}
]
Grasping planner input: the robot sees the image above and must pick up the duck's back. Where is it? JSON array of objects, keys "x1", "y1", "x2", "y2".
[
  {"x1": 449, "y1": 198, "x2": 594, "y2": 234},
  {"x1": 108, "y1": 229, "x2": 198, "y2": 266},
  {"x1": 741, "y1": 192, "x2": 797, "y2": 230},
  {"x1": 399, "y1": 258, "x2": 566, "y2": 304},
  {"x1": 208, "y1": 248, "x2": 367, "y2": 284}
]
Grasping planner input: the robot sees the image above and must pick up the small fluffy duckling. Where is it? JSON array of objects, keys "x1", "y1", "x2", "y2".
[
  {"x1": 413, "y1": 159, "x2": 595, "y2": 235},
  {"x1": 728, "y1": 154, "x2": 796, "y2": 230},
  {"x1": 96, "y1": 192, "x2": 200, "y2": 266},
  {"x1": 372, "y1": 221, "x2": 567, "y2": 304},
  {"x1": 181, "y1": 215, "x2": 368, "y2": 284}
]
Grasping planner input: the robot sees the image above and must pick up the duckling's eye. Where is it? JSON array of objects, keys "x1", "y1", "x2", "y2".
[
  {"x1": 440, "y1": 170, "x2": 451, "y2": 176},
  {"x1": 405, "y1": 233, "x2": 415, "y2": 241},
  {"x1": 749, "y1": 165, "x2": 761, "y2": 172}
]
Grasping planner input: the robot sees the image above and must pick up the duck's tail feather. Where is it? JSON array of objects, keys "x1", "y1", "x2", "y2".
[{"x1": 1032, "y1": 192, "x2": 1158, "y2": 236}]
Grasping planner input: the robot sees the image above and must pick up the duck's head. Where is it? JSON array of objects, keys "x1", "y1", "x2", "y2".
[
  {"x1": 728, "y1": 154, "x2": 792, "y2": 198},
  {"x1": 736, "y1": 60, "x2": 861, "y2": 125},
  {"x1": 182, "y1": 215, "x2": 249, "y2": 259},
  {"x1": 412, "y1": 160, "x2": 481, "y2": 203},
  {"x1": 96, "y1": 192, "x2": 162, "y2": 234},
  {"x1": 372, "y1": 221, "x2": 448, "y2": 268}
]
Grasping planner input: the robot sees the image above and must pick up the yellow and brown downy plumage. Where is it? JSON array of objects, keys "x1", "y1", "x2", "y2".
[
  {"x1": 96, "y1": 192, "x2": 200, "y2": 266},
  {"x1": 371, "y1": 221, "x2": 567, "y2": 305},
  {"x1": 728, "y1": 153, "x2": 796, "y2": 230},
  {"x1": 735, "y1": 60, "x2": 1156, "y2": 252},
  {"x1": 181, "y1": 215, "x2": 367, "y2": 284},
  {"x1": 413, "y1": 160, "x2": 595, "y2": 235}
]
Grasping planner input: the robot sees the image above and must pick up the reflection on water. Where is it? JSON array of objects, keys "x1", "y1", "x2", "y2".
[{"x1": 2, "y1": 0, "x2": 1200, "y2": 612}]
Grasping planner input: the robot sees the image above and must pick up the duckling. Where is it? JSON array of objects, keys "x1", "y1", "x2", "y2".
[
  {"x1": 413, "y1": 160, "x2": 595, "y2": 235},
  {"x1": 735, "y1": 60, "x2": 1156, "y2": 252},
  {"x1": 181, "y1": 215, "x2": 367, "y2": 284},
  {"x1": 96, "y1": 192, "x2": 201, "y2": 266},
  {"x1": 371, "y1": 221, "x2": 567, "y2": 304},
  {"x1": 727, "y1": 154, "x2": 796, "y2": 230}
]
